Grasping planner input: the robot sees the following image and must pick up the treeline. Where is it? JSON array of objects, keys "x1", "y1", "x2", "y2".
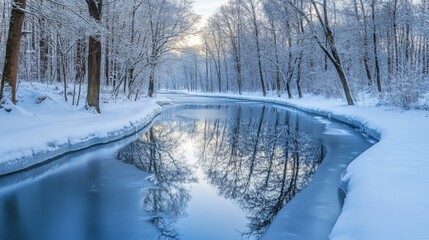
[
  {"x1": 171, "y1": 0, "x2": 429, "y2": 108},
  {"x1": 0, "y1": 0, "x2": 197, "y2": 112}
]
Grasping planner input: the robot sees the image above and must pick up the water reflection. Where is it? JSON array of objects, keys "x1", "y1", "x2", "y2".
[
  {"x1": 196, "y1": 106, "x2": 323, "y2": 238},
  {"x1": 118, "y1": 104, "x2": 323, "y2": 239},
  {"x1": 117, "y1": 126, "x2": 197, "y2": 239}
]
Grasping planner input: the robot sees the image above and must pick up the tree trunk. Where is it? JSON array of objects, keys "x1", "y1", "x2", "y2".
[
  {"x1": 250, "y1": 1, "x2": 267, "y2": 97},
  {"x1": 296, "y1": 53, "x2": 303, "y2": 98},
  {"x1": 39, "y1": 17, "x2": 49, "y2": 82},
  {"x1": 296, "y1": 7, "x2": 304, "y2": 99},
  {"x1": 74, "y1": 38, "x2": 85, "y2": 106},
  {"x1": 0, "y1": 0, "x2": 27, "y2": 104},
  {"x1": 105, "y1": 35, "x2": 110, "y2": 86},
  {"x1": 312, "y1": 0, "x2": 354, "y2": 105},
  {"x1": 86, "y1": 0, "x2": 102, "y2": 113},
  {"x1": 62, "y1": 54, "x2": 67, "y2": 102},
  {"x1": 233, "y1": 46, "x2": 243, "y2": 95},
  {"x1": 286, "y1": 27, "x2": 294, "y2": 99},
  {"x1": 356, "y1": 0, "x2": 373, "y2": 86},
  {"x1": 392, "y1": 0, "x2": 399, "y2": 74},
  {"x1": 104, "y1": 1, "x2": 110, "y2": 86},
  {"x1": 148, "y1": 64, "x2": 155, "y2": 97},
  {"x1": 270, "y1": 20, "x2": 281, "y2": 97},
  {"x1": 371, "y1": 0, "x2": 382, "y2": 93},
  {"x1": 87, "y1": 36, "x2": 101, "y2": 112}
]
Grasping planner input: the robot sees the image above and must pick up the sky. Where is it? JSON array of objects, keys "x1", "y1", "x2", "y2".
[
  {"x1": 186, "y1": 0, "x2": 226, "y2": 46},
  {"x1": 193, "y1": 0, "x2": 226, "y2": 23}
]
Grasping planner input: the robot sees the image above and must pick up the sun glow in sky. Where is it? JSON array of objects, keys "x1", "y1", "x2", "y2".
[{"x1": 186, "y1": 0, "x2": 227, "y2": 46}]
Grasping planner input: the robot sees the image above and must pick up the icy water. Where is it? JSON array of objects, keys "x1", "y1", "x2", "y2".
[{"x1": 0, "y1": 94, "x2": 373, "y2": 240}]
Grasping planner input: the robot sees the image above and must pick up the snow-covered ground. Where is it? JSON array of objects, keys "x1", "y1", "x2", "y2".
[
  {"x1": 0, "y1": 83, "x2": 162, "y2": 175},
  {"x1": 2, "y1": 84, "x2": 428, "y2": 239},
  {"x1": 186, "y1": 91, "x2": 429, "y2": 240}
]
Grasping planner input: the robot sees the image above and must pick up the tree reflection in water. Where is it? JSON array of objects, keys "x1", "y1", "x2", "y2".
[
  {"x1": 195, "y1": 105, "x2": 323, "y2": 238},
  {"x1": 117, "y1": 123, "x2": 197, "y2": 239},
  {"x1": 117, "y1": 104, "x2": 323, "y2": 239}
]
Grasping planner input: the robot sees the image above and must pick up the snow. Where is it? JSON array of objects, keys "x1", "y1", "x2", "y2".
[
  {"x1": 2, "y1": 84, "x2": 429, "y2": 239},
  {"x1": 0, "y1": 83, "x2": 162, "y2": 175},
  {"x1": 184, "y1": 91, "x2": 429, "y2": 240}
]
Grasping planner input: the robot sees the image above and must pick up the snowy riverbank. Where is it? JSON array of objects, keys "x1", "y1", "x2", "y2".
[
  {"x1": 0, "y1": 83, "x2": 162, "y2": 175},
  {"x1": 186, "y1": 91, "x2": 429, "y2": 240},
  {"x1": 2, "y1": 84, "x2": 428, "y2": 239}
]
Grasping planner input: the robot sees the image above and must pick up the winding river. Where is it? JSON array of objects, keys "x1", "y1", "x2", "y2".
[{"x1": 0, "y1": 94, "x2": 374, "y2": 240}]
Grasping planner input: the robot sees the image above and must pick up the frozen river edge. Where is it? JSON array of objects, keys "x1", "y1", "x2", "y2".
[{"x1": 0, "y1": 106, "x2": 162, "y2": 176}]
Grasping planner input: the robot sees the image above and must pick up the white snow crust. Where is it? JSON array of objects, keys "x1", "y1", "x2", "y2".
[{"x1": 0, "y1": 83, "x2": 161, "y2": 175}]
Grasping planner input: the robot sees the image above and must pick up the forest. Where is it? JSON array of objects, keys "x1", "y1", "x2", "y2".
[
  {"x1": 1, "y1": 1, "x2": 429, "y2": 240},
  {"x1": 1, "y1": 0, "x2": 428, "y2": 111}
]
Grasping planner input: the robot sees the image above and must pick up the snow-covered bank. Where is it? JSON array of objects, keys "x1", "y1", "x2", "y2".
[
  {"x1": 185, "y1": 91, "x2": 429, "y2": 240},
  {"x1": 0, "y1": 83, "x2": 162, "y2": 175}
]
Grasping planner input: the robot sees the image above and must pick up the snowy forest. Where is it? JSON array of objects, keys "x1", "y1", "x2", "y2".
[
  {"x1": 0, "y1": 0, "x2": 198, "y2": 113},
  {"x1": 1, "y1": 0, "x2": 429, "y2": 111},
  {"x1": 177, "y1": 0, "x2": 429, "y2": 108},
  {"x1": 1, "y1": 1, "x2": 429, "y2": 240}
]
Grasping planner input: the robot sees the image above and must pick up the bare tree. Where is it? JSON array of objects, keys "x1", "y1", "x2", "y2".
[
  {"x1": 147, "y1": 0, "x2": 197, "y2": 97},
  {"x1": 242, "y1": 0, "x2": 267, "y2": 96},
  {"x1": 287, "y1": 0, "x2": 354, "y2": 105},
  {"x1": 370, "y1": 0, "x2": 382, "y2": 93},
  {"x1": 85, "y1": 0, "x2": 102, "y2": 113},
  {"x1": 0, "y1": 0, "x2": 27, "y2": 104},
  {"x1": 353, "y1": 0, "x2": 372, "y2": 86},
  {"x1": 220, "y1": 2, "x2": 244, "y2": 94}
]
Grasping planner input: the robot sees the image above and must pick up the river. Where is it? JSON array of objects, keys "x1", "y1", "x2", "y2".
[{"x1": 0, "y1": 94, "x2": 374, "y2": 240}]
